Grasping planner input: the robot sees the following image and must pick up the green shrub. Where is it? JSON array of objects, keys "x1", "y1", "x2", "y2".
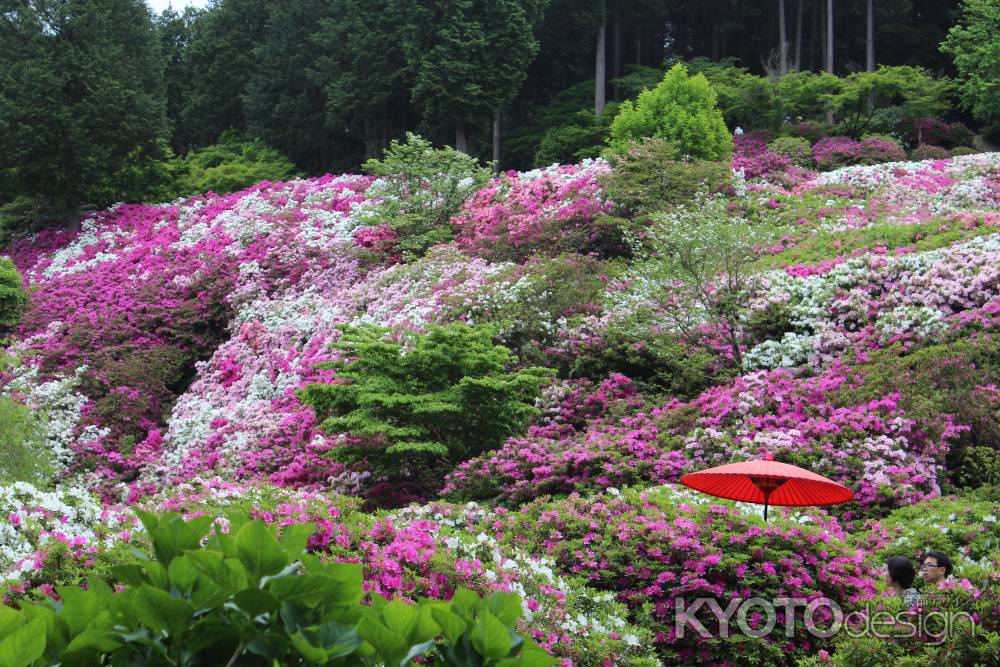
[
  {"x1": 686, "y1": 58, "x2": 782, "y2": 131},
  {"x1": 361, "y1": 133, "x2": 491, "y2": 260},
  {"x1": 300, "y1": 323, "x2": 553, "y2": 502},
  {"x1": 459, "y1": 254, "x2": 611, "y2": 368},
  {"x1": 767, "y1": 136, "x2": 813, "y2": 166},
  {"x1": 949, "y1": 145, "x2": 978, "y2": 156},
  {"x1": 165, "y1": 133, "x2": 298, "y2": 198},
  {"x1": 1, "y1": 511, "x2": 556, "y2": 666},
  {"x1": 567, "y1": 313, "x2": 719, "y2": 398},
  {"x1": 608, "y1": 63, "x2": 732, "y2": 160},
  {"x1": 910, "y1": 144, "x2": 950, "y2": 160},
  {"x1": 0, "y1": 257, "x2": 27, "y2": 336},
  {"x1": 601, "y1": 137, "x2": 732, "y2": 216},
  {"x1": 533, "y1": 108, "x2": 615, "y2": 166},
  {"x1": 0, "y1": 394, "x2": 52, "y2": 485},
  {"x1": 775, "y1": 70, "x2": 844, "y2": 120}
]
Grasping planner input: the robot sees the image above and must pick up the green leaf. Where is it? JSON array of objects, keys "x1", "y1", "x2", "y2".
[
  {"x1": 430, "y1": 608, "x2": 467, "y2": 644},
  {"x1": 133, "y1": 585, "x2": 194, "y2": 638},
  {"x1": 483, "y1": 592, "x2": 522, "y2": 627},
  {"x1": 278, "y1": 522, "x2": 315, "y2": 559},
  {"x1": 235, "y1": 520, "x2": 288, "y2": 578},
  {"x1": 0, "y1": 619, "x2": 45, "y2": 667},
  {"x1": 62, "y1": 629, "x2": 122, "y2": 657},
  {"x1": 111, "y1": 563, "x2": 148, "y2": 587},
  {"x1": 357, "y1": 616, "x2": 407, "y2": 664},
  {"x1": 497, "y1": 646, "x2": 558, "y2": 667},
  {"x1": 168, "y1": 554, "x2": 200, "y2": 592},
  {"x1": 57, "y1": 586, "x2": 104, "y2": 635},
  {"x1": 379, "y1": 600, "x2": 416, "y2": 637},
  {"x1": 470, "y1": 611, "x2": 511, "y2": 659},
  {"x1": 0, "y1": 609, "x2": 19, "y2": 641},
  {"x1": 233, "y1": 588, "x2": 280, "y2": 618},
  {"x1": 290, "y1": 631, "x2": 328, "y2": 663}
]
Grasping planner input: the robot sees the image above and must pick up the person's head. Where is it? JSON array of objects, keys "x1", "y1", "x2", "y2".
[
  {"x1": 885, "y1": 556, "x2": 916, "y2": 590},
  {"x1": 920, "y1": 551, "x2": 953, "y2": 585}
]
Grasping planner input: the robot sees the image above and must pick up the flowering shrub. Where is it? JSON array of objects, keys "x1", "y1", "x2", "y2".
[
  {"x1": 452, "y1": 160, "x2": 616, "y2": 262},
  {"x1": 478, "y1": 486, "x2": 877, "y2": 666},
  {"x1": 811, "y1": 136, "x2": 905, "y2": 171},
  {"x1": 910, "y1": 144, "x2": 950, "y2": 160}
]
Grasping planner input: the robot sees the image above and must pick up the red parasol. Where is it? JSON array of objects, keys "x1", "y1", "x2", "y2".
[{"x1": 679, "y1": 454, "x2": 854, "y2": 520}]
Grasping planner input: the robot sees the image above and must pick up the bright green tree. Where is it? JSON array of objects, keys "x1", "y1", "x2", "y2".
[
  {"x1": 941, "y1": 0, "x2": 1000, "y2": 134},
  {"x1": 0, "y1": 0, "x2": 167, "y2": 228},
  {"x1": 826, "y1": 66, "x2": 953, "y2": 139},
  {"x1": 0, "y1": 257, "x2": 27, "y2": 335},
  {"x1": 360, "y1": 133, "x2": 491, "y2": 260},
  {"x1": 607, "y1": 63, "x2": 732, "y2": 159},
  {"x1": 300, "y1": 323, "x2": 553, "y2": 497}
]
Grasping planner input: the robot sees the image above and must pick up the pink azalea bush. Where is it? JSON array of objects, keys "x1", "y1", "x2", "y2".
[
  {"x1": 475, "y1": 486, "x2": 878, "y2": 666},
  {"x1": 452, "y1": 160, "x2": 617, "y2": 261}
]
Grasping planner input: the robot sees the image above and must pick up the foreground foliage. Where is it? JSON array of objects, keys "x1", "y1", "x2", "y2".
[{"x1": 0, "y1": 511, "x2": 555, "y2": 666}]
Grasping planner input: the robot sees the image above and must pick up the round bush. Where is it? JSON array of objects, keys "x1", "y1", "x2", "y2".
[
  {"x1": 950, "y1": 145, "x2": 978, "y2": 156},
  {"x1": 857, "y1": 136, "x2": 906, "y2": 164},
  {"x1": 0, "y1": 257, "x2": 27, "y2": 334},
  {"x1": 768, "y1": 136, "x2": 813, "y2": 165},
  {"x1": 608, "y1": 63, "x2": 732, "y2": 160},
  {"x1": 910, "y1": 144, "x2": 950, "y2": 160}
]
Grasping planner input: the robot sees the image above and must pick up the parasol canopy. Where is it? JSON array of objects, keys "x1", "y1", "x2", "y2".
[{"x1": 679, "y1": 454, "x2": 854, "y2": 520}]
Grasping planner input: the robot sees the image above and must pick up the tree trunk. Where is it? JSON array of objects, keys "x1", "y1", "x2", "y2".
[
  {"x1": 810, "y1": 0, "x2": 819, "y2": 71},
  {"x1": 492, "y1": 112, "x2": 501, "y2": 173},
  {"x1": 712, "y1": 24, "x2": 721, "y2": 62},
  {"x1": 779, "y1": 0, "x2": 788, "y2": 75},
  {"x1": 794, "y1": 0, "x2": 803, "y2": 70},
  {"x1": 825, "y1": 0, "x2": 834, "y2": 74},
  {"x1": 612, "y1": 9, "x2": 622, "y2": 101},
  {"x1": 866, "y1": 0, "x2": 875, "y2": 72},
  {"x1": 635, "y1": 29, "x2": 641, "y2": 65},
  {"x1": 825, "y1": 0, "x2": 834, "y2": 124},
  {"x1": 595, "y1": 16, "x2": 606, "y2": 117},
  {"x1": 455, "y1": 120, "x2": 467, "y2": 153}
]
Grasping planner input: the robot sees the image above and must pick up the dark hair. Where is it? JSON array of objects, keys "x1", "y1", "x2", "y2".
[
  {"x1": 922, "y1": 550, "x2": 953, "y2": 578},
  {"x1": 886, "y1": 556, "x2": 916, "y2": 589}
]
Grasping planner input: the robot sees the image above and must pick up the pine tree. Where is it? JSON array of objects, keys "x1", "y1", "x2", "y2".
[{"x1": 0, "y1": 0, "x2": 167, "y2": 228}]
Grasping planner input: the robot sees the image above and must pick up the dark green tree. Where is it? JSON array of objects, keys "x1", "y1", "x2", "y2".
[
  {"x1": 180, "y1": 0, "x2": 270, "y2": 150},
  {"x1": 0, "y1": 0, "x2": 167, "y2": 228},
  {"x1": 398, "y1": 0, "x2": 546, "y2": 152},
  {"x1": 300, "y1": 323, "x2": 554, "y2": 500},
  {"x1": 154, "y1": 5, "x2": 200, "y2": 154},
  {"x1": 243, "y1": 0, "x2": 341, "y2": 172},
  {"x1": 311, "y1": 0, "x2": 414, "y2": 161}
]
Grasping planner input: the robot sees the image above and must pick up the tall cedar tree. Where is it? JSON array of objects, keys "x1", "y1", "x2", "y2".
[
  {"x1": 154, "y1": 6, "x2": 200, "y2": 155},
  {"x1": 0, "y1": 0, "x2": 167, "y2": 228},
  {"x1": 242, "y1": 0, "x2": 340, "y2": 172},
  {"x1": 398, "y1": 0, "x2": 545, "y2": 152},
  {"x1": 311, "y1": 0, "x2": 412, "y2": 161},
  {"x1": 180, "y1": 0, "x2": 270, "y2": 150}
]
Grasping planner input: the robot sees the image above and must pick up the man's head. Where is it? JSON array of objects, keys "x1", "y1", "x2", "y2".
[{"x1": 920, "y1": 551, "x2": 953, "y2": 585}]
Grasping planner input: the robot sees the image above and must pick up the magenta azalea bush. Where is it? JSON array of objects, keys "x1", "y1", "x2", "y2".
[
  {"x1": 474, "y1": 486, "x2": 878, "y2": 666},
  {"x1": 453, "y1": 160, "x2": 616, "y2": 261}
]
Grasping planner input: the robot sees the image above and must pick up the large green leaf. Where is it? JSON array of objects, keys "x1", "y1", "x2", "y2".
[
  {"x1": 235, "y1": 520, "x2": 288, "y2": 579},
  {"x1": 470, "y1": 611, "x2": 512, "y2": 659},
  {"x1": 56, "y1": 587, "x2": 104, "y2": 635},
  {"x1": 0, "y1": 619, "x2": 45, "y2": 667},
  {"x1": 133, "y1": 585, "x2": 194, "y2": 638}
]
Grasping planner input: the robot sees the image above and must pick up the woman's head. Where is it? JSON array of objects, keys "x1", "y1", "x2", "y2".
[{"x1": 885, "y1": 556, "x2": 916, "y2": 589}]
